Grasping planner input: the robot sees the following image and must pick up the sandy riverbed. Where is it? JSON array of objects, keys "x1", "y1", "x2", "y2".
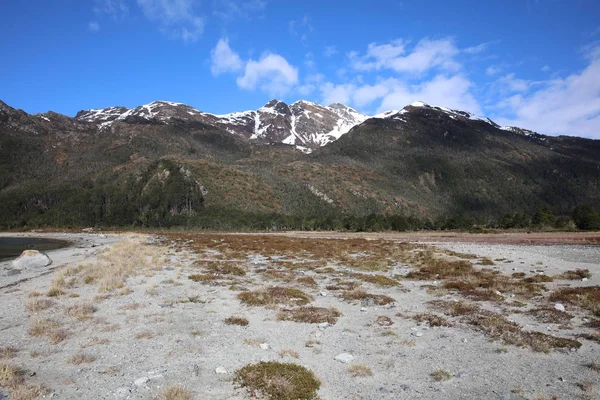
[{"x1": 1, "y1": 231, "x2": 599, "y2": 400}]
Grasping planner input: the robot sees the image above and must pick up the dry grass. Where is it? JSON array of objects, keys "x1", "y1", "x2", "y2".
[
  {"x1": 0, "y1": 346, "x2": 18, "y2": 360},
  {"x1": 296, "y1": 276, "x2": 318, "y2": 287},
  {"x1": 277, "y1": 307, "x2": 342, "y2": 324},
  {"x1": 65, "y1": 302, "x2": 96, "y2": 321},
  {"x1": 375, "y1": 315, "x2": 393, "y2": 326},
  {"x1": 28, "y1": 318, "x2": 62, "y2": 337},
  {"x1": 555, "y1": 269, "x2": 592, "y2": 280},
  {"x1": 234, "y1": 362, "x2": 320, "y2": 400},
  {"x1": 352, "y1": 273, "x2": 400, "y2": 287},
  {"x1": 549, "y1": 286, "x2": 600, "y2": 315},
  {"x1": 341, "y1": 288, "x2": 395, "y2": 305},
  {"x1": 428, "y1": 300, "x2": 480, "y2": 316},
  {"x1": 0, "y1": 363, "x2": 48, "y2": 400},
  {"x1": 46, "y1": 286, "x2": 65, "y2": 297},
  {"x1": 527, "y1": 307, "x2": 574, "y2": 324},
  {"x1": 412, "y1": 313, "x2": 453, "y2": 327},
  {"x1": 80, "y1": 337, "x2": 110, "y2": 349},
  {"x1": 430, "y1": 369, "x2": 452, "y2": 381},
  {"x1": 202, "y1": 261, "x2": 246, "y2": 276},
  {"x1": 238, "y1": 287, "x2": 313, "y2": 307},
  {"x1": 326, "y1": 280, "x2": 360, "y2": 291},
  {"x1": 154, "y1": 384, "x2": 192, "y2": 400},
  {"x1": 67, "y1": 352, "x2": 97, "y2": 365},
  {"x1": 224, "y1": 316, "x2": 249, "y2": 326},
  {"x1": 279, "y1": 349, "x2": 300, "y2": 359},
  {"x1": 188, "y1": 274, "x2": 220, "y2": 282},
  {"x1": 48, "y1": 329, "x2": 69, "y2": 344},
  {"x1": 26, "y1": 299, "x2": 54, "y2": 313},
  {"x1": 119, "y1": 303, "x2": 144, "y2": 311},
  {"x1": 135, "y1": 330, "x2": 155, "y2": 340},
  {"x1": 347, "y1": 364, "x2": 373, "y2": 377},
  {"x1": 586, "y1": 363, "x2": 600, "y2": 372},
  {"x1": 28, "y1": 291, "x2": 42, "y2": 297}
]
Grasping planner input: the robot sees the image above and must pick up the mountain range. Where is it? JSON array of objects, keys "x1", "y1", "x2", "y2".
[{"x1": 1, "y1": 97, "x2": 599, "y2": 229}]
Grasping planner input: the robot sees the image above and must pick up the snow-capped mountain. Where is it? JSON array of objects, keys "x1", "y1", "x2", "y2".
[{"x1": 75, "y1": 99, "x2": 368, "y2": 151}]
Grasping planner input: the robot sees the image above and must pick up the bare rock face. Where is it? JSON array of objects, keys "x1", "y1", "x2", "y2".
[{"x1": 11, "y1": 250, "x2": 52, "y2": 270}]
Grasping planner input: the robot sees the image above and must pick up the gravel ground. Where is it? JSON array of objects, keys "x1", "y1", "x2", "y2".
[{"x1": 0, "y1": 232, "x2": 599, "y2": 400}]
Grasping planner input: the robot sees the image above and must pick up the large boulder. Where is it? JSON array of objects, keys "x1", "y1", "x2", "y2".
[{"x1": 11, "y1": 250, "x2": 52, "y2": 270}]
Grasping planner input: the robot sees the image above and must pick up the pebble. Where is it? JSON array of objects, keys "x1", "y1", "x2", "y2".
[
  {"x1": 318, "y1": 322, "x2": 329, "y2": 329},
  {"x1": 260, "y1": 343, "x2": 270, "y2": 350},
  {"x1": 360, "y1": 307, "x2": 368, "y2": 312},
  {"x1": 462, "y1": 338, "x2": 468, "y2": 343},
  {"x1": 412, "y1": 332, "x2": 423, "y2": 337},
  {"x1": 334, "y1": 353, "x2": 354, "y2": 364},
  {"x1": 554, "y1": 303, "x2": 566, "y2": 312},
  {"x1": 582, "y1": 277, "x2": 588, "y2": 282},
  {"x1": 319, "y1": 291, "x2": 328, "y2": 297},
  {"x1": 134, "y1": 377, "x2": 149, "y2": 386},
  {"x1": 215, "y1": 367, "x2": 227, "y2": 374}
]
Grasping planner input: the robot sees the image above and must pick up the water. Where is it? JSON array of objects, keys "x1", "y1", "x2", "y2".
[{"x1": 0, "y1": 237, "x2": 71, "y2": 261}]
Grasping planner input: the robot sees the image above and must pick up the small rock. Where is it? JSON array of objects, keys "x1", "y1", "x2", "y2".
[
  {"x1": 319, "y1": 291, "x2": 328, "y2": 297},
  {"x1": 582, "y1": 277, "x2": 589, "y2": 282},
  {"x1": 554, "y1": 303, "x2": 566, "y2": 312},
  {"x1": 134, "y1": 377, "x2": 149, "y2": 386},
  {"x1": 334, "y1": 353, "x2": 354, "y2": 364},
  {"x1": 115, "y1": 387, "x2": 131, "y2": 398},
  {"x1": 360, "y1": 307, "x2": 368, "y2": 312},
  {"x1": 259, "y1": 343, "x2": 270, "y2": 350},
  {"x1": 215, "y1": 367, "x2": 227, "y2": 374},
  {"x1": 11, "y1": 250, "x2": 52, "y2": 270},
  {"x1": 494, "y1": 290, "x2": 502, "y2": 296},
  {"x1": 412, "y1": 332, "x2": 423, "y2": 337},
  {"x1": 318, "y1": 322, "x2": 329, "y2": 329},
  {"x1": 461, "y1": 338, "x2": 468, "y2": 343}
]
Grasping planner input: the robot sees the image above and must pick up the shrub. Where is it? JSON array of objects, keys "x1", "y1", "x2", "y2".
[{"x1": 235, "y1": 362, "x2": 320, "y2": 400}]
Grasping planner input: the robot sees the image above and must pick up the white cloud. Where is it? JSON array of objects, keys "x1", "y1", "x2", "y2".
[
  {"x1": 495, "y1": 46, "x2": 600, "y2": 138},
  {"x1": 350, "y1": 38, "x2": 460, "y2": 74},
  {"x1": 464, "y1": 42, "x2": 489, "y2": 54},
  {"x1": 94, "y1": 0, "x2": 129, "y2": 19},
  {"x1": 353, "y1": 83, "x2": 390, "y2": 107},
  {"x1": 497, "y1": 73, "x2": 531, "y2": 93},
  {"x1": 210, "y1": 38, "x2": 243, "y2": 75},
  {"x1": 88, "y1": 22, "x2": 100, "y2": 32},
  {"x1": 289, "y1": 15, "x2": 313, "y2": 41},
  {"x1": 324, "y1": 46, "x2": 338, "y2": 57},
  {"x1": 486, "y1": 66, "x2": 502, "y2": 76},
  {"x1": 541, "y1": 65, "x2": 551, "y2": 72},
  {"x1": 237, "y1": 54, "x2": 299, "y2": 96},
  {"x1": 212, "y1": 0, "x2": 267, "y2": 20},
  {"x1": 378, "y1": 75, "x2": 481, "y2": 114},
  {"x1": 137, "y1": 0, "x2": 204, "y2": 42}
]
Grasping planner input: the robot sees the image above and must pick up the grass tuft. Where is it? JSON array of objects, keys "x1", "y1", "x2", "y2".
[
  {"x1": 347, "y1": 364, "x2": 373, "y2": 377},
  {"x1": 234, "y1": 361, "x2": 320, "y2": 400},
  {"x1": 224, "y1": 316, "x2": 249, "y2": 326},
  {"x1": 67, "y1": 352, "x2": 96, "y2": 365},
  {"x1": 341, "y1": 288, "x2": 395, "y2": 305},
  {"x1": 154, "y1": 384, "x2": 192, "y2": 400},
  {"x1": 430, "y1": 369, "x2": 452, "y2": 381},
  {"x1": 277, "y1": 307, "x2": 342, "y2": 324},
  {"x1": 238, "y1": 287, "x2": 312, "y2": 307}
]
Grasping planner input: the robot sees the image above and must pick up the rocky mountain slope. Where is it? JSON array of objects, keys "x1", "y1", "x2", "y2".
[
  {"x1": 75, "y1": 99, "x2": 367, "y2": 151},
  {"x1": 0, "y1": 98, "x2": 599, "y2": 229}
]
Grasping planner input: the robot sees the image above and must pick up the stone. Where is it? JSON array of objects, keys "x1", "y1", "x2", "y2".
[
  {"x1": 215, "y1": 367, "x2": 227, "y2": 374},
  {"x1": 259, "y1": 343, "x2": 270, "y2": 350},
  {"x1": 582, "y1": 277, "x2": 589, "y2": 282},
  {"x1": 334, "y1": 353, "x2": 354, "y2": 363},
  {"x1": 319, "y1": 291, "x2": 328, "y2": 297},
  {"x1": 115, "y1": 387, "x2": 131, "y2": 398},
  {"x1": 412, "y1": 332, "x2": 423, "y2": 337},
  {"x1": 360, "y1": 307, "x2": 368, "y2": 312},
  {"x1": 134, "y1": 377, "x2": 149, "y2": 386},
  {"x1": 554, "y1": 303, "x2": 566, "y2": 312},
  {"x1": 317, "y1": 322, "x2": 329, "y2": 329},
  {"x1": 11, "y1": 250, "x2": 52, "y2": 270},
  {"x1": 462, "y1": 338, "x2": 468, "y2": 343}
]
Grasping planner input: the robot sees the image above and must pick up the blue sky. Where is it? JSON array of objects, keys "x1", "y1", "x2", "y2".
[{"x1": 1, "y1": 0, "x2": 599, "y2": 137}]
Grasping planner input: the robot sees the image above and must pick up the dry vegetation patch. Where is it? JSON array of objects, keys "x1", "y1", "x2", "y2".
[
  {"x1": 238, "y1": 287, "x2": 312, "y2": 306},
  {"x1": 0, "y1": 347, "x2": 18, "y2": 360},
  {"x1": 26, "y1": 299, "x2": 54, "y2": 313},
  {"x1": 224, "y1": 316, "x2": 249, "y2": 326},
  {"x1": 430, "y1": 369, "x2": 452, "y2": 381},
  {"x1": 154, "y1": 384, "x2": 192, "y2": 400},
  {"x1": 352, "y1": 273, "x2": 400, "y2": 287},
  {"x1": 412, "y1": 313, "x2": 453, "y2": 327},
  {"x1": 277, "y1": 307, "x2": 342, "y2": 324},
  {"x1": 296, "y1": 276, "x2": 318, "y2": 287},
  {"x1": 554, "y1": 269, "x2": 592, "y2": 280},
  {"x1": 65, "y1": 302, "x2": 96, "y2": 321},
  {"x1": 0, "y1": 363, "x2": 48, "y2": 400},
  {"x1": 347, "y1": 364, "x2": 373, "y2": 377},
  {"x1": 234, "y1": 361, "x2": 320, "y2": 400},
  {"x1": 67, "y1": 352, "x2": 97, "y2": 365},
  {"x1": 549, "y1": 286, "x2": 600, "y2": 315},
  {"x1": 341, "y1": 288, "x2": 395, "y2": 305}
]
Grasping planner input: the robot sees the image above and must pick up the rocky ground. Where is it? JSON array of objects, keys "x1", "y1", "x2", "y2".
[{"x1": 0, "y1": 231, "x2": 599, "y2": 400}]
